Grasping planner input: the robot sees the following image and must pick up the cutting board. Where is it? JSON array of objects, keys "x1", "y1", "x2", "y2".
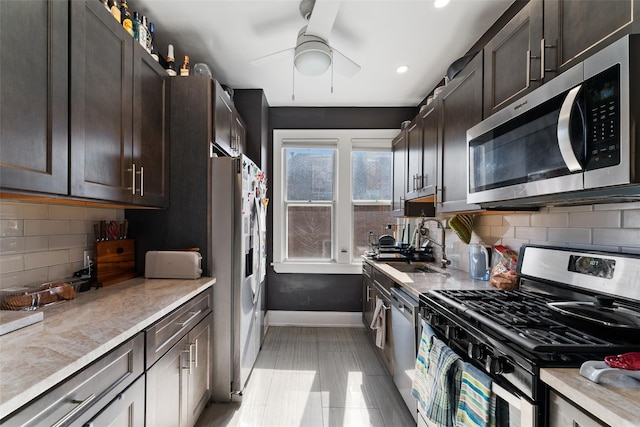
[
  {"x1": 94, "y1": 239, "x2": 137, "y2": 287},
  {"x1": 0, "y1": 310, "x2": 44, "y2": 336}
]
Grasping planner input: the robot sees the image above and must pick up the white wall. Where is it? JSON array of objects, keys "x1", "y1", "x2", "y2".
[
  {"x1": 443, "y1": 202, "x2": 640, "y2": 274},
  {"x1": 0, "y1": 201, "x2": 124, "y2": 290}
]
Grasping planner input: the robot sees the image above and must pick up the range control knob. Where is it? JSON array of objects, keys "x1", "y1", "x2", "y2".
[
  {"x1": 485, "y1": 355, "x2": 514, "y2": 375},
  {"x1": 427, "y1": 312, "x2": 442, "y2": 326},
  {"x1": 445, "y1": 325, "x2": 459, "y2": 340},
  {"x1": 467, "y1": 343, "x2": 486, "y2": 360}
]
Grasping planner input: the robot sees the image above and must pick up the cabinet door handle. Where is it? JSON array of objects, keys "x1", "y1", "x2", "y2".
[
  {"x1": 193, "y1": 339, "x2": 198, "y2": 368},
  {"x1": 51, "y1": 394, "x2": 96, "y2": 427},
  {"x1": 541, "y1": 38, "x2": 556, "y2": 76},
  {"x1": 366, "y1": 286, "x2": 371, "y2": 302},
  {"x1": 137, "y1": 166, "x2": 144, "y2": 197},
  {"x1": 525, "y1": 50, "x2": 541, "y2": 88},
  {"x1": 181, "y1": 349, "x2": 193, "y2": 375},
  {"x1": 177, "y1": 309, "x2": 202, "y2": 328},
  {"x1": 127, "y1": 164, "x2": 136, "y2": 195}
]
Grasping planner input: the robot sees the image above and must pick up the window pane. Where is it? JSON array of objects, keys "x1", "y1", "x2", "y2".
[
  {"x1": 352, "y1": 151, "x2": 392, "y2": 201},
  {"x1": 286, "y1": 148, "x2": 335, "y2": 201},
  {"x1": 352, "y1": 204, "x2": 393, "y2": 259},
  {"x1": 287, "y1": 205, "x2": 332, "y2": 259}
]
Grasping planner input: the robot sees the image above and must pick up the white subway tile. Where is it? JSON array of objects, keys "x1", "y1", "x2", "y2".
[
  {"x1": 475, "y1": 215, "x2": 503, "y2": 226},
  {"x1": 593, "y1": 228, "x2": 640, "y2": 247},
  {"x1": 515, "y1": 227, "x2": 547, "y2": 240},
  {"x1": 0, "y1": 220, "x2": 23, "y2": 237},
  {"x1": 86, "y1": 207, "x2": 125, "y2": 221},
  {"x1": 546, "y1": 228, "x2": 592, "y2": 244},
  {"x1": 0, "y1": 237, "x2": 24, "y2": 255},
  {"x1": 21, "y1": 268, "x2": 49, "y2": 287},
  {"x1": 49, "y1": 234, "x2": 87, "y2": 251},
  {"x1": 530, "y1": 212, "x2": 569, "y2": 228},
  {"x1": 0, "y1": 201, "x2": 23, "y2": 219},
  {"x1": 24, "y1": 236, "x2": 49, "y2": 253},
  {"x1": 489, "y1": 226, "x2": 514, "y2": 239},
  {"x1": 48, "y1": 264, "x2": 71, "y2": 280},
  {"x1": 21, "y1": 203, "x2": 50, "y2": 220},
  {"x1": 569, "y1": 211, "x2": 621, "y2": 228},
  {"x1": 0, "y1": 272, "x2": 21, "y2": 290},
  {"x1": 69, "y1": 247, "x2": 87, "y2": 263},
  {"x1": 548, "y1": 205, "x2": 593, "y2": 213},
  {"x1": 24, "y1": 250, "x2": 68, "y2": 269},
  {"x1": 70, "y1": 220, "x2": 94, "y2": 235},
  {"x1": 49, "y1": 205, "x2": 87, "y2": 221},
  {"x1": 622, "y1": 210, "x2": 640, "y2": 228},
  {"x1": 595, "y1": 201, "x2": 640, "y2": 211},
  {"x1": 0, "y1": 254, "x2": 24, "y2": 274},
  {"x1": 24, "y1": 220, "x2": 70, "y2": 236},
  {"x1": 502, "y1": 214, "x2": 530, "y2": 227}
]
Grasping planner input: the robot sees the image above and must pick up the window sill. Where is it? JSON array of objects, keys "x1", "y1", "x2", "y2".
[{"x1": 272, "y1": 262, "x2": 362, "y2": 275}]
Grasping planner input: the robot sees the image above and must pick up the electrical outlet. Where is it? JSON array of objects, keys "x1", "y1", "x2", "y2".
[{"x1": 83, "y1": 250, "x2": 93, "y2": 268}]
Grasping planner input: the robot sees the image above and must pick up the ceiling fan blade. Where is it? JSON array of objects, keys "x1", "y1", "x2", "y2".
[
  {"x1": 250, "y1": 47, "x2": 295, "y2": 66},
  {"x1": 305, "y1": 0, "x2": 341, "y2": 41},
  {"x1": 332, "y1": 47, "x2": 361, "y2": 78}
]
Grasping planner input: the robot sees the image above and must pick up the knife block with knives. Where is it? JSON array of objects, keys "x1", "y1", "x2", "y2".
[{"x1": 94, "y1": 239, "x2": 137, "y2": 287}]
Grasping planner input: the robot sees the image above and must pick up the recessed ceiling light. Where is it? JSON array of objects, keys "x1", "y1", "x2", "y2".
[
  {"x1": 396, "y1": 65, "x2": 409, "y2": 74},
  {"x1": 434, "y1": 0, "x2": 450, "y2": 8}
]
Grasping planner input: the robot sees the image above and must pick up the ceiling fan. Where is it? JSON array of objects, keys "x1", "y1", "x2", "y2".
[{"x1": 250, "y1": 0, "x2": 361, "y2": 79}]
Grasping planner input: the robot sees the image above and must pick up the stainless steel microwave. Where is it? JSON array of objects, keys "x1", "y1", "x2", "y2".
[{"x1": 467, "y1": 34, "x2": 640, "y2": 208}]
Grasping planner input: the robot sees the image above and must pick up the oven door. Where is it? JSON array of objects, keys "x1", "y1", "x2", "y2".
[{"x1": 492, "y1": 382, "x2": 538, "y2": 427}]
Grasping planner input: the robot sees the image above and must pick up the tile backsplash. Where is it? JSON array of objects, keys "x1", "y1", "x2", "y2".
[
  {"x1": 443, "y1": 202, "x2": 640, "y2": 274},
  {"x1": 0, "y1": 201, "x2": 124, "y2": 290}
]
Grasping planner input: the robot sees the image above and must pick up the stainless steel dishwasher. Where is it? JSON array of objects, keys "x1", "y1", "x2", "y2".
[{"x1": 390, "y1": 286, "x2": 419, "y2": 423}]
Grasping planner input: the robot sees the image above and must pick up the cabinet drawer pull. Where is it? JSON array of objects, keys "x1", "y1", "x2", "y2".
[
  {"x1": 51, "y1": 393, "x2": 96, "y2": 427},
  {"x1": 366, "y1": 286, "x2": 372, "y2": 302},
  {"x1": 177, "y1": 309, "x2": 202, "y2": 328}
]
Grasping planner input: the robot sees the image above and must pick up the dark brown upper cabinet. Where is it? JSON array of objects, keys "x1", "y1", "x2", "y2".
[
  {"x1": 437, "y1": 52, "x2": 484, "y2": 214},
  {"x1": 406, "y1": 117, "x2": 422, "y2": 199},
  {"x1": 543, "y1": 0, "x2": 640, "y2": 79},
  {"x1": 133, "y1": 43, "x2": 169, "y2": 207},
  {"x1": 70, "y1": 0, "x2": 167, "y2": 207},
  {"x1": 483, "y1": 0, "x2": 544, "y2": 117},
  {"x1": 0, "y1": 0, "x2": 69, "y2": 195},
  {"x1": 391, "y1": 129, "x2": 407, "y2": 217}
]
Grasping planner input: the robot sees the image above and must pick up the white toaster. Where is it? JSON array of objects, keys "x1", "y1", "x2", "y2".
[{"x1": 145, "y1": 251, "x2": 203, "y2": 279}]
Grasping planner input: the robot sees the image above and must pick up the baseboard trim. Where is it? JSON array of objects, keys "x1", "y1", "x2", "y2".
[{"x1": 266, "y1": 310, "x2": 364, "y2": 328}]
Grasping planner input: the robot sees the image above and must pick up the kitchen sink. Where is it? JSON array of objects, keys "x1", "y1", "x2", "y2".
[{"x1": 385, "y1": 263, "x2": 439, "y2": 273}]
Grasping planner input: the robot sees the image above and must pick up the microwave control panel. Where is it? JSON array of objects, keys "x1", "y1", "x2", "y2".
[{"x1": 584, "y1": 65, "x2": 620, "y2": 171}]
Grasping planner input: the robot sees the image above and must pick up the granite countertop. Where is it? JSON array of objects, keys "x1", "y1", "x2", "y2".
[
  {"x1": 364, "y1": 257, "x2": 495, "y2": 296},
  {"x1": 541, "y1": 368, "x2": 640, "y2": 427},
  {"x1": 0, "y1": 276, "x2": 216, "y2": 420}
]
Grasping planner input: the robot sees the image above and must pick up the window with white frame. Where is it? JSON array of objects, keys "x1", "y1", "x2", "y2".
[{"x1": 273, "y1": 129, "x2": 397, "y2": 274}]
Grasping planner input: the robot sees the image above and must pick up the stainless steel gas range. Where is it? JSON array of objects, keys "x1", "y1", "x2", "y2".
[{"x1": 419, "y1": 244, "x2": 640, "y2": 427}]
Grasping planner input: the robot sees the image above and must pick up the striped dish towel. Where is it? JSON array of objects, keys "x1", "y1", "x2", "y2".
[
  {"x1": 455, "y1": 362, "x2": 493, "y2": 427},
  {"x1": 424, "y1": 337, "x2": 463, "y2": 427},
  {"x1": 412, "y1": 319, "x2": 436, "y2": 412},
  {"x1": 369, "y1": 297, "x2": 386, "y2": 349}
]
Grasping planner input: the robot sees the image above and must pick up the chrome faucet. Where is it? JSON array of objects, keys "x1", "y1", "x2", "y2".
[{"x1": 420, "y1": 218, "x2": 451, "y2": 268}]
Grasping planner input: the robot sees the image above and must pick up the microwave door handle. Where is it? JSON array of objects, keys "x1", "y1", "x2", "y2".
[{"x1": 557, "y1": 85, "x2": 584, "y2": 172}]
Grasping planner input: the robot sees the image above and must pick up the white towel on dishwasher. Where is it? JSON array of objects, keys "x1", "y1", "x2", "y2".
[{"x1": 370, "y1": 296, "x2": 386, "y2": 349}]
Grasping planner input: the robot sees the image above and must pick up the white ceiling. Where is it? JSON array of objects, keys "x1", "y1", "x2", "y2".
[{"x1": 132, "y1": 0, "x2": 514, "y2": 107}]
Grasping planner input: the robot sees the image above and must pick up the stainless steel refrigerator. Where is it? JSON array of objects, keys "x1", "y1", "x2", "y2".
[{"x1": 211, "y1": 154, "x2": 267, "y2": 401}]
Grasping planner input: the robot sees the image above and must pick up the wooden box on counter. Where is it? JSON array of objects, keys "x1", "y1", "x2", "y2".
[{"x1": 94, "y1": 239, "x2": 137, "y2": 287}]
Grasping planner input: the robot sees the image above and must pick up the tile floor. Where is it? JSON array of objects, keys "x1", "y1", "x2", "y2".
[{"x1": 195, "y1": 326, "x2": 416, "y2": 427}]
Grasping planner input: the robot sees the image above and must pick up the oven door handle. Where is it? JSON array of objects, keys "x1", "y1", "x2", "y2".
[
  {"x1": 492, "y1": 383, "x2": 538, "y2": 427},
  {"x1": 557, "y1": 84, "x2": 584, "y2": 172}
]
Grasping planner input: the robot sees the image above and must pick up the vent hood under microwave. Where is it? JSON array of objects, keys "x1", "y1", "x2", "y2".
[{"x1": 466, "y1": 34, "x2": 640, "y2": 209}]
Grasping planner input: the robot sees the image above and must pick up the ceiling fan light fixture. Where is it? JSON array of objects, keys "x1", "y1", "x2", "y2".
[{"x1": 294, "y1": 40, "x2": 332, "y2": 76}]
